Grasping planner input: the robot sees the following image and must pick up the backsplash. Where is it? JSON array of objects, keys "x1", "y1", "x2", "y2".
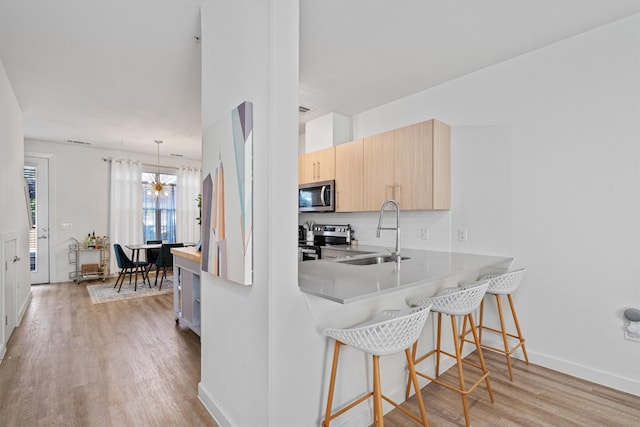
[{"x1": 299, "y1": 210, "x2": 452, "y2": 251}]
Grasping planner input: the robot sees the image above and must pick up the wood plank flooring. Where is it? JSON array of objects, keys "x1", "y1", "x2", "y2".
[
  {"x1": 2, "y1": 281, "x2": 639, "y2": 426},
  {"x1": 386, "y1": 349, "x2": 640, "y2": 426},
  {"x1": 0, "y1": 280, "x2": 216, "y2": 427}
]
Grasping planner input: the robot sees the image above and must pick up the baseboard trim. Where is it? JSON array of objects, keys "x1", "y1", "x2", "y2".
[
  {"x1": 198, "y1": 382, "x2": 234, "y2": 427},
  {"x1": 17, "y1": 290, "x2": 32, "y2": 326},
  {"x1": 529, "y1": 350, "x2": 640, "y2": 396}
]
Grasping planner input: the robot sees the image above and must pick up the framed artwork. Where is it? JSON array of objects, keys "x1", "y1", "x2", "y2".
[{"x1": 201, "y1": 101, "x2": 253, "y2": 285}]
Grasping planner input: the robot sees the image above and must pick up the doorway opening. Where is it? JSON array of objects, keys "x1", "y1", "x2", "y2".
[{"x1": 24, "y1": 156, "x2": 50, "y2": 284}]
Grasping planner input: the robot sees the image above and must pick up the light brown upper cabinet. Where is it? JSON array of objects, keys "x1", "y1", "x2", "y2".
[
  {"x1": 363, "y1": 119, "x2": 450, "y2": 211},
  {"x1": 298, "y1": 146, "x2": 335, "y2": 184},
  {"x1": 335, "y1": 139, "x2": 364, "y2": 212},
  {"x1": 362, "y1": 130, "x2": 395, "y2": 209}
]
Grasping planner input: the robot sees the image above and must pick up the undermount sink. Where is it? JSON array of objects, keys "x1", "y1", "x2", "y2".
[{"x1": 337, "y1": 254, "x2": 411, "y2": 266}]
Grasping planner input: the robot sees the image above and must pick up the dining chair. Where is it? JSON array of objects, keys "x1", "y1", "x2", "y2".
[
  {"x1": 113, "y1": 243, "x2": 150, "y2": 292},
  {"x1": 145, "y1": 239, "x2": 162, "y2": 277},
  {"x1": 154, "y1": 243, "x2": 184, "y2": 290}
]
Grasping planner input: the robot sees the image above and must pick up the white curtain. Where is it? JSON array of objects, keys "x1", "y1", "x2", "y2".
[
  {"x1": 176, "y1": 167, "x2": 201, "y2": 244},
  {"x1": 108, "y1": 160, "x2": 143, "y2": 273}
]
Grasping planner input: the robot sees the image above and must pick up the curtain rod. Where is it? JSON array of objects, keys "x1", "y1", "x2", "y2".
[{"x1": 102, "y1": 157, "x2": 200, "y2": 171}]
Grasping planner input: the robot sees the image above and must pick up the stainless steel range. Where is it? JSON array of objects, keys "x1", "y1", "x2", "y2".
[{"x1": 298, "y1": 224, "x2": 352, "y2": 261}]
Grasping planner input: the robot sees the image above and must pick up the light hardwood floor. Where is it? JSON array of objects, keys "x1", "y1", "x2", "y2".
[
  {"x1": 0, "y1": 279, "x2": 216, "y2": 427},
  {"x1": 2, "y1": 281, "x2": 639, "y2": 426},
  {"x1": 386, "y1": 344, "x2": 640, "y2": 426}
]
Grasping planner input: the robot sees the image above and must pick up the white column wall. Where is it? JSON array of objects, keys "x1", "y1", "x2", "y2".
[
  {"x1": 352, "y1": 15, "x2": 640, "y2": 394},
  {"x1": 199, "y1": 1, "x2": 301, "y2": 426}
]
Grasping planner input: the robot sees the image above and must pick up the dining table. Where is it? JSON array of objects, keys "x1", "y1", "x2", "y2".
[{"x1": 125, "y1": 243, "x2": 162, "y2": 288}]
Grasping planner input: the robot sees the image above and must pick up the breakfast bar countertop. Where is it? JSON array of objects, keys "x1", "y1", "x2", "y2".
[{"x1": 298, "y1": 246, "x2": 513, "y2": 304}]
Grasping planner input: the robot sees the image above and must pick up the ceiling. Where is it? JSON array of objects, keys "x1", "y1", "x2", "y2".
[{"x1": 1, "y1": 1, "x2": 638, "y2": 160}]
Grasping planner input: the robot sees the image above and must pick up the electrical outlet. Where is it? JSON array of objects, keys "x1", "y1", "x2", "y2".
[
  {"x1": 624, "y1": 322, "x2": 640, "y2": 342},
  {"x1": 61, "y1": 223, "x2": 72, "y2": 230},
  {"x1": 458, "y1": 228, "x2": 468, "y2": 242},
  {"x1": 420, "y1": 228, "x2": 430, "y2": 240}
]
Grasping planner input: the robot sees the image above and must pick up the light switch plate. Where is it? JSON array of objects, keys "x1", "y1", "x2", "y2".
[
  {"x1": 420, "y1": 228, "x2": 430, "y2": 240},
  {"x1": 458, "y1": 228, "x2": 468, "y2": 241}
]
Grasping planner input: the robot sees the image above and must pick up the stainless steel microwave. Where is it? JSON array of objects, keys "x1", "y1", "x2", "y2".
[{"x1": 298, "y1": 180, "x2": 335, "y2": 212}]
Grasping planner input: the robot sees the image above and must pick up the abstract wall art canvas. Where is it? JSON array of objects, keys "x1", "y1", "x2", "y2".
[{"x1": 201, "y1": 101, "x2": 253, "y2": 285}]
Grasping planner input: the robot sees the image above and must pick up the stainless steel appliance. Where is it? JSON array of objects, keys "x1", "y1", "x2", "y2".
[
  {"x1": 298, "y1": 223, "x2": 352, "y2": 261},
  {"x1": 298, "y1": 180, "x2": 335, "y2": 212}
]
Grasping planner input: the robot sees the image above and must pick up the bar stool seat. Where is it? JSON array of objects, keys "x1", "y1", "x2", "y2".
[
  {"x1": 461, "y1": 268, "x2": 529, "y2": 381},
  {"x1": 322, "y1": 305, "x2": 432, "y2": 427},
  {"x1": 406, "y1": 280, "x2": 493, "y2": 427}
]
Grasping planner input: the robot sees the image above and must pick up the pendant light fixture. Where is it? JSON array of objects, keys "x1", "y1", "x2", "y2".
[{"x1": 149, "y1": 140, "x2": 168, "y2": 197}]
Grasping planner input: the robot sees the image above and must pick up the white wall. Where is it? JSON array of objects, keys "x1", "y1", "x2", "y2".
[
  {"x1": 304, "y1": 112, "x2": 352, "y2": 152},
  {"x1": 199, "y1": 1, "x2": 299, "y2": 426},
  {"x1": 24, "y1": 139, "x2": 200, "y2": 283},
  {"x1": 0, "y1": 59, "x2": 30, "y2": 353},
  {"x1": 348, "y1": 14, "x2": 639, "y2": 394},
  {"x1": 200, "y1": 10, "x2": 639, "y2": 427}
]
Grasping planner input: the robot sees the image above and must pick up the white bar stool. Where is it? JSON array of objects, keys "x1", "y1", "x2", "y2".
[
  {"x1": 322, "y1": 305, "x2": 432, "y2": 427},
  {"x1": 460, "y1": 268, "x2": 529, "y2": 381},
  {"x1": 406, "y1": 280, "x2": 493, "y2": 427}
]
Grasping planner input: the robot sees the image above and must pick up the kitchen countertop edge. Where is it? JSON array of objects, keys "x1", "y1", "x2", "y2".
[{"x1": 298, "y1": 247, "x2": 513, "y2": 304}]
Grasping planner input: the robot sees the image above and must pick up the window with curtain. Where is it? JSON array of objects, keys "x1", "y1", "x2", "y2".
[
  {"x1": 176, "y1": 167, "x2": 201, "y2": 244},
  {"x1": 142, "y1": 172, "x2": 176, "y2": 242}
]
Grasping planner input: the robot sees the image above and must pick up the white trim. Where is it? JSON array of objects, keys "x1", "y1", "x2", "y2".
[
  {"x1": 529, "y1": 350, "x2": 640, "y2": 396},
  {"x1": 17, "y1": 291, "x2": 32, "y2": 327},
  {"x1": 24, "y1": 152, "x2": 56, "y2": 283},
  {"x1": 198, "y1": 382, "x2": 232, "y2": 427},
  {"x1": 1, "y1": 231, "x2": 18, "y2": 357}
]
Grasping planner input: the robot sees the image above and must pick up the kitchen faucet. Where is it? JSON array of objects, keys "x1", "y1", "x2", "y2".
[{"x1": 376, "y1": 199, "x2": 401, "y2": 262}]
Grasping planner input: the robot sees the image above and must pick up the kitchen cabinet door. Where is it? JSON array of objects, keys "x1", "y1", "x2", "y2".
[
  {"x1": 299, "y1": 146, "x2": 335, "y2": 184},
  {"x1": 362, "y1": 119, "x2": 450, "y2": 211},
  {"x1": 395, "y1": 119, "x2": 450, "y2": 210},
  {"x1": 363, "y1": 129, "x2": 395, "y2": 210},
  {"x1": 394, "y1": 120, "x2": 434, "y2": 210},
  {"x1": 298, "y1": 155, "x2": 305, "y2": 184},
  {"x1": 335, "y1": 139, "x2": 364, "y2": 212},
  {"x1": 432, "y1": 119, "x2": 451, "y2": 209}
]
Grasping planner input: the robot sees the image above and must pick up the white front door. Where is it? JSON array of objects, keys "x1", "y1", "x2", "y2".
[{"x1": 24, "y1": 156, "x2": 50, "y2": 284}]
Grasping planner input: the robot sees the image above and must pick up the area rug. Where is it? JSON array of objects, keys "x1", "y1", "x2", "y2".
[{"x1": 86, "y1": 278, "x2": 173, "y2": 304}]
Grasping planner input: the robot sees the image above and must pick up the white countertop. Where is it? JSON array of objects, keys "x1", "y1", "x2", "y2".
[{"x1": 298, "y1": 245, "x2": 513, "y2": 304}]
